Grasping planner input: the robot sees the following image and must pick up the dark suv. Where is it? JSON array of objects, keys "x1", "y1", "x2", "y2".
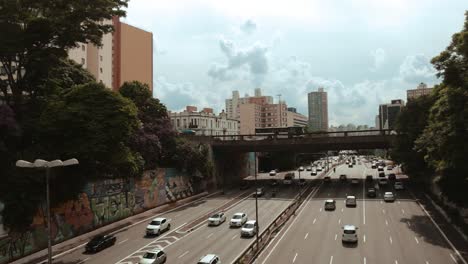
[{"x1": 339, "y1": 174, "x2": 347, "y2": 181}]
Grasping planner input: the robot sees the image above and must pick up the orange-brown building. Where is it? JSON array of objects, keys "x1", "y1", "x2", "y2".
[{"x1": 68, "y1": 17, "x2": 153, "y2": 93}]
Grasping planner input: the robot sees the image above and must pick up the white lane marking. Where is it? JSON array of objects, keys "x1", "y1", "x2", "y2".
[
  {"x1": 338, "y1": 219, "x2": 341, "y2": 224},
  {"x1": 363, "y1": 234, "x2": 366, "y2": 243},
  {"x1": 426, "y1": 261, "x2": 430, "y2": 264},
  {"x1": 362, "y1": 166, "x2": 367, "y2": 225},
  {"x1": 334, "y1": 234, "x2": 337, "y2": 240},
  {"x1": 390, "y1": 236, "x2": 393, "y2": 244},
  {"x1": 382, "y1": 209, "x2": 386, "y2": 214},
  {"x1": 416, "y1": 193, "x2": 468, "y2": 264},
  {"x1": 401, "y1": 209, "x2": 405, "y2": 214},
  {"x1": 364, "y1": 257, "x2": 367, "y2": 264},
  {"x1": 395, "y1": 260, "x2": 398, "y2": 264},
  {"x1": 77, "y1": 258, "x2": 90, "y2": 264},
  {"x1": 329, "y1": 255, "x2": 334, "y2": 264},
  {"x1": 118, "y1": 238, "x2": 128, "y2": 245},
  {"x1": 178, "y1": 251, "x2": 189, "y2": 259},
  {"x1": 320, "y1": 208, "x2": 323, "y2": 212},
  {"x1": 408, "y1": 221, "x2": 411, "y2": 227},
  {"x1": 341, "y1": 208, "x2": 344, "y2": 212},
  {"x1": 398, "y1": 201, "x2": 401, "y2": 204},
  {"x1": 231, "y1": 234, "x2": 237, "y2": 240},
  {"x1": 414, "y1": 237, "x2": 419, "y2": 244},
  {"x1": 304, "y1": 233, "x2": 309, "y2": 240},
  {"x1": 114, "y1": 222, "x2": 187, "y2": 264},
  {"x1": 260, "y1": 185, "x2": 320, "y2": 264},
  {"x1": 450, "y1": 253, "x2": 458, "y2": 263},
  {"x1": 313, "y1": 218, "x2": 317, "y2": 224},
  {"x1": 386, "y1": 220, "x2": 389, "y2": 226},
  {"x1": 207, "y1": 233, "x2": 214, "y2": 239},
  {"x1": 380, "y1": 201, "x2": 383, "y2": 204},
  {"x1": 293, "y1": 253, "x2": 298, "y2": 263}
]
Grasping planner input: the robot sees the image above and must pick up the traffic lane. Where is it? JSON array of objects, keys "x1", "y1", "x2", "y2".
[
  {"x1": 54, "y1": 190, "x2": 246, "y2": 264},
  {"x1": 387, "y1": 196, "x2": 460, "y2": 264},
  {"x1": 165, "y1": 187, "x2": 299, "y2": 263}
]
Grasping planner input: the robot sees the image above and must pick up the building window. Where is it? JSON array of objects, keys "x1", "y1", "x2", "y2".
[
  {"x1": 81, "y1": 58, "x2": 85, "y2": 65},
  {"x1": 81, "y1": 45, "x2": 85, "y2": 51},
  {"x1": 100, "y1": 55, "x2": 103, "y2": 61},
  {"x1": 100, "y1": 68, "x2": 103, "y2": 73}
]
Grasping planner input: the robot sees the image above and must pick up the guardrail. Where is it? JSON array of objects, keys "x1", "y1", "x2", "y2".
[{"x1": 232, "y1": 185, "x2": 312, "y2": 264}]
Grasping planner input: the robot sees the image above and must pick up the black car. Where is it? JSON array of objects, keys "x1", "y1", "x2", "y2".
[
  {"x1": 240, "y1": 181, "x2": 249, "y2": 190},
  {"x1": 365, "y1": 175, "x2": 373, "y2": 182},
  {"x1": 367, "y1": 188, "x2": 377, "y2": 198},
  {"x1": 85, "y1": 234, "x2": 116, "y2": 253},
  {"x1": 323, "y1": 176, "x2": 331, "y2": 183},
  {"x1": 388, "y1": 173, "x2": 396, "y2": 180},
  {"x1": 339, "y1": 174, "x2": 347, "y2": 181}
]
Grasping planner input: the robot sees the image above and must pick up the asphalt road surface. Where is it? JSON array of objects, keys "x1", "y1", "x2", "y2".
[{"x1": 257, "y1": 162, "x2": 467, "y2": 264}]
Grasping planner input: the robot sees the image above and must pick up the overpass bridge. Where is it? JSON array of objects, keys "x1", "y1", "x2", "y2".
[{"x1": 187, "y1": 130, "x2": 396, "y2": 152}]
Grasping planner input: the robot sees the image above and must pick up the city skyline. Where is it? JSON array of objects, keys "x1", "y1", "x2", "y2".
[{"x1": 123, "y1": 0, "x2": 466, "y2": 126}]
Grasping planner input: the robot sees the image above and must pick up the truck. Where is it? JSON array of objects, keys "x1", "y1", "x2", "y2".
[{"x1": 146, "y1": 217, "x2": 171, "y2": 236}]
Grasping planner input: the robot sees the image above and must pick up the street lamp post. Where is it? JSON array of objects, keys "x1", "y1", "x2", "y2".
[
  {"x1": 254, "y1": 151, "x2": 259, "y2": 248},
  {"x1": 16, "y1": 158, "x2": 79, "y2": 264}
]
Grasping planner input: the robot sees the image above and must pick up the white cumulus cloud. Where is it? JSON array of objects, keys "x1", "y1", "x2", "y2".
[
  {"x1": 370, "y1": 48, "x2": 386, "y2": 71},
  {"x1": 240, "y1": 19, "x2": 257, "y2": 34},
  {"x1": 399, "y1": 54, "x2": 437, "y2": 84}
]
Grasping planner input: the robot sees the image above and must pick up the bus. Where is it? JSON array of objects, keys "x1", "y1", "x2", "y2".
[{"x1": 255, "y1": 127, "x2": 305, "y2": 138}]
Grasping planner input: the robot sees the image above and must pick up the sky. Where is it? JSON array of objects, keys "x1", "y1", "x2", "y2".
[{"x1": 123, "y1": 0, "x2": 467, "y2": 126}]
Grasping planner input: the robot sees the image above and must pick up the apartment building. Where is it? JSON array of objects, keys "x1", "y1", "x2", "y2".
[
  {"x1": 407, "y1": 82, "x2": 433, "y2": 101},
  {"x1": 378, "y1": 99, "x2": 405, "y2": 130},
  {"x1": 170, "y1": 106, "x2": 239, "y2": 136},
  {"x1": 308, "y1": 87, "x2": 328, "y2": 131},
  {"x1": 68, "y1": 17, "x2": 153, "y2": 92},
  {"x1": 225, "y1": 88, "x2": 273, "y2": 120}
]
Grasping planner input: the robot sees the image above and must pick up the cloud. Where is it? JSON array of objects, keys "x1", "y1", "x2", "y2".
[
  {"x1": 399, "y1": 54, "x2": 437, "y2": 83},
  {"x1": 240, "y1": 19, "x2": 257, "y2": 34},
  {"x1": 208, "y1": 38, "x2": 269, "y2": 86},
  {"x1": 370, "y1": 48, "x2": 386, "y2": 71}
]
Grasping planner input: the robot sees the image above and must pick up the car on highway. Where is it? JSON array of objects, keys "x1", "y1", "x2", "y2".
[
  {"x1": 299, "y1": 166, "x2": 304, "y2": 171},
  {"x1": 371, "y1": 164, "x2": 377, "y2": 169},
  {"x1": 367, "y1": 188, "x2": 376, "y2": 198},
  {"x1": 378, "y1": 178, "x2": 388, "y2": 186},
  {"x1": 85, "y1": 234, "x2": 116, "y2": 253},
  {"x1": 198, "y1": 254, "x2": 220, "y2": 264},
  {"x1": 230, "y1": 213, "x2": 248, "y2": 227},
  {"x1": 365, "y1": 175, "x2": 373, "y2": 183},
  {"x1": 324, "y1": 199, "x2": 336, "y2": 210},
  {"x1": 269, "y1": 170, "x2": 276, "y2": 176},
  {"x1": 323, "y1": 176, "x2": 331, "y2": 183},
  {"x1": 253, "y1": 187, "x2": 264, "y2": 197},
  {"x1": 306, "y1": 166, "x2": 312, "y2": 171},
  {"x1": 240, "y1": 181, "x2": 249, "y2": 190},
  {"x1": 388, "y1": 173, "x2": 396, "y2": 180},
  {"x1": 378, "y1": 172, "x2": 386, "y2": 178},
  {"x1": 387, "y1": 165, "x2": 393, "y2": 170},
  {"x1": 139, "y1": 249, "x2": 167, "y2": 264},
  {"x1": 378, "y1": 165, "x2": 384, "y2": 171},
  {"x1": 348, "y1": 164, "x2": 353, "y2": 168},
  {"x1": 394, "y1": 181, "x2": 404, "y2": 190},
  {"x1": 146, "y1": 217, "x2": 171, "y2": 236},
  {"x1": 317, "y1": 166, "x2": 323, "y2": 172},
  {"x1": 384, "y1": 192, "x2": 395, "y2": 202},
  {"x1": 208, "y1": 212, "x2": 226, "y2": 226},
  {"x1": 339, "y1": 174, "x2": 347, "y2": 181},
  {"x1": 283, "y1": 173, "x2": 294, "y2": 185},
  {"x1": 311, "y1": 168, "x2": 317, "y2": 176},
  {"x1": 351, "y1": 178, "x2": 359, "y2": 185},
  {"x1": 342, "y1": 225, "x2": 358, "y2": 243},
  {"x1": 241, "y1": 220, "x2": 258, "y2": 237},
  {"x1": 345, "y1": 196, "x2": 357, "y2": 207}
]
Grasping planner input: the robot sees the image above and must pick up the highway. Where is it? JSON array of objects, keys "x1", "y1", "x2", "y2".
[
  {"x1": 50, "y1": 177, "x2": 304, "y2": 264},
  {"x1": 257, "y1": 161, "x2": 467, "y2": 264}
]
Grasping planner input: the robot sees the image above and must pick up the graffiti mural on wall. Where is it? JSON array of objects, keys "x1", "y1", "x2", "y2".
[{"x1": 0, "y1": 168, "x2": 199, "y2": 264}]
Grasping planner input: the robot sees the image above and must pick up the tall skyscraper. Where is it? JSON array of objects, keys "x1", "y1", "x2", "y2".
[
  {"x1": 378, "y1": 99, "x2": 405, "y2": 129},
  {"x1": 308, "y1": 87, "x2": 328, "y2": 131},
  {"x1": 68, "y1": 17, "x2": 153, "y2": 92}
]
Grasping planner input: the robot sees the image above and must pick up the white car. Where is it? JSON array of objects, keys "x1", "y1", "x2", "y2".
[
  {"x1": 139, "y1": 249, "x2": 167, "y2": 264},
  {"x1": 394, "y1": 181, "x2": 404, "y2": 190},
  {"x1": 146, "y1": 217, "x2": 170, "y2": 236},
  {"x1": 198, "y1": 254, "x2": 220, "y2": 264},
  {"x1": 241, "y1": 220, "x2": 258, "y2": 237},
  {"x1": 345, "y1": 196, "x2": 357, "y2": 207},
  {"x1": 230, "y1": 213, "x2": 247, "y2": 227},
  {"x1": 306, "y1": 166, "x2": 312, "y2": 171},
  {"x1": 269, "y1": 170, "x2": 276, "y2": 176},
  {"x1": 384, "y1": 192, "x2": 395, "y2": 202},
  {"x1": 299, "y1": 166, "x2": 304, "y2": 171},
  {"x1": 351, "y1": 178, "x2": 359, "y2": 185},
  {"x1": 208, "y1": 212, "x2": 226, "y2": 226},
  {"x1": 317, "y1": 166, "x2": 323, "y2": 172},
  {"x1": 342, "y1": 225, "x2": 358, "y2": 243}
]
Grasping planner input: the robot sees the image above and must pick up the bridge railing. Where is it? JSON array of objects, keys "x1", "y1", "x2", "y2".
[{"x1": 211, "y1": 129, "x2": 395, "y2": 141}]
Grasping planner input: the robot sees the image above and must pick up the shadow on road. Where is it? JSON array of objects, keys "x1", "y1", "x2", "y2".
[{"x1": 400, "y1": 215, "x2": 451, "y2": 250}]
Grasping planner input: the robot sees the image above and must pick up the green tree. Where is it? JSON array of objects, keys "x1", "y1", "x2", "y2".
[
  {"x1": 391, "y1": 94, "x2": 435, "y2": 182},
  {"x1": 0, "y1": 0, "x2": 128, "y2": 107},
  {"x1": 38, "y1": 82, "x2": 142, "y2": 178},
  {"x1": 119, "y1": 81, "x2": 176, "y2": 169}
]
